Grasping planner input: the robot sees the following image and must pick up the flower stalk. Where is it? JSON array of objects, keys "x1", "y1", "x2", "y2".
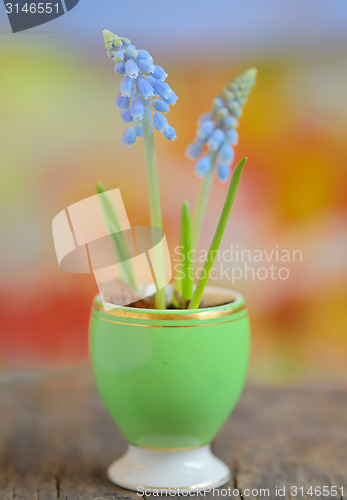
[
  {"x1": 101, "y1": 29, "x2": 257, "y2": 310},
  {"x1": 102, "y1": 29, "x2": 178, "y2": 309},
  {"x1": 188, "y1": 68, "x2": 257, "y2": 248},
  {"x1": 191, "y1": 152, "x2": 216, "y2": 248},
  {"x1": 142, "y1": 102, "x2": 166, "y2": 309}
]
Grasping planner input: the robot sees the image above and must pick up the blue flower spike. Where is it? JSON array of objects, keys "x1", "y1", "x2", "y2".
[
  {"x1": 186, "y1": 67, "x2": 257, "y2": 181},
  {"x1": 103, "y1": 29, "x2": 178, "y2": 144}
]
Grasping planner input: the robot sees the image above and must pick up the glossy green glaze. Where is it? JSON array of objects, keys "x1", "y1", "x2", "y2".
[{"x1": 89, "y1": 287, "x2": 250, "y2": 449}]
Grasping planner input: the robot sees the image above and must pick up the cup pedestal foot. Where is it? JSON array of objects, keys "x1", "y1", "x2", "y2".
[{"x1": 107, "y1": 444, "x2": 230, "y2": 493}]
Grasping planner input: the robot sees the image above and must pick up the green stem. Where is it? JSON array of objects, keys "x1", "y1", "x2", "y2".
[
  {"x1": 142, "y1": 103, "x2": 166, "y2": 309},
  {"x1": 188, "y1": 157, "x2": 247, "y2": 309},
  {"x1": 191, "y1": 152, "x2": 218, "y2": 248}
]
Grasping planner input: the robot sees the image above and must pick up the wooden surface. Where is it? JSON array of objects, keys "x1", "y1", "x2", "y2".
[{"x1": 0, "y1": 367, "x2": 346, "y2": 499}]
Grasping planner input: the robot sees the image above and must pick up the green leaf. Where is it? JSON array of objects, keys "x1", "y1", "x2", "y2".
[
  {"x1": 188, "y1": 157, "x2": 247, "y2": 309},
  {"x1": 96, "y1": 182, "x2": 138, "y2": 292},
  {"x1": 180, "y1": 201, "x2": 194, "y2": 308}
]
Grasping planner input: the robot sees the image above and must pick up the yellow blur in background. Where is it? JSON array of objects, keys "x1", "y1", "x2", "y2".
[{"x1": 0, "y1": 1, "x2": 346, "y2": 382}]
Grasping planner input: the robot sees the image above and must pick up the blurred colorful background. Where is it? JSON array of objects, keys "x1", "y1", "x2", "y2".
[{"x1": 1, "y1": 0, "x2": 346, "y2": 382}]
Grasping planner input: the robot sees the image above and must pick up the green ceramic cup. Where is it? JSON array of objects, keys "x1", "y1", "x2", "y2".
[{"x1": 89, "y1": 286, "x2": 250, "y2": 492}]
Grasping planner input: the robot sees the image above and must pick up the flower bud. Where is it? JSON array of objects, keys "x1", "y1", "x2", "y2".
[
  {"x1": 228, "y1": 100, "x2": 240, "y2": 112},
  {"x1": 137, "y1": 49, "x2": 152, "y2": 60},
  {"x1": 130, "y1": 99, "x2": 145, "y2": 121},
  {"x1": 122, "y1": 127, "x2": 136, "y2": 146},
  {"x1": 224, "y1": 116, "x2": 239, "y2": 128},
  {"x1": 232, "y1": 108, "x2": 242, "y2": 118},
  {"x1": 114, "y1": 62, "x2": 125, "y2": 75},
  {"x1": 225, "y1": 128, "x2": 239, "y2": 145},
  {"x1": 151, "y1": 99, "x2": 170, "y2": 113},
  {"x1": 195, "y1": 156, "x2": 211, "y2": 177},
  {"x1": 164, "y1": 91, "x2": 178, "y2": 105},
  {"x1": 228, "y1": 82, "x2": 239, "y2": 91},
  {"x1": 223, "y1": 89, "x2": 234, "y2": 101},
  {"x1": 112, "y1": 38, "x2": 123, "y2": 48},
  {"x1": 102, "y1": 30, "x2": 113, "y2": 43},
  {"x1": 121, "y1": 109, "x2": 133, "y2": 123},
  {"x1": 186, "y1": 140, "x2": 204, "y2": 159},
  {"x1": 146, "y1": 76, "x2": 155, "y2": 86},
  {"x1": 120, "y1": 76, "x2": 133, "y2": 97},
  {"x1": 137, "y1": 77, "x2": 154, "y2": 100},
  {"x1": 125, "y1": 45, "x2": 138, "y2": 59},
  {"x1": 212, "y1": 97, "x2": 223, "y2": 109},
  {"x1": 163, "y1": 126, "x2": 176, "y2": 140},
  {"x1": 152, "y1": 80, "x2": 172, "y2": 100},
  {"x1": 125, "y1": 60, "x2": 139, "y2": 79},
  {"x1": 217, "y1": 107, "x2": 228, "y2": 119},
  {"x1": 217, "y1": 163, "x2": 231, "y2": 182},
  {"x1": 137, "y1": 58, "x2": 155, "y2": 74},
  {"x1": 153, "y1": 112, "x2": 169, "y2": 132},
  {"x1": 152, "y1": 65, "x2": 168, "y2": 81},
  {"x1": 197, "y1": 120, "x2": 214, "y2": 141},
  {"x1": 122, "y1": 38, "x2": 131, "y2": 47},
  {"x1": 113, "y1": 50, "x2": 124, "y2": 62},
  {"x1": 219, "y1": 143, "x2": 235, "y2": 162},
  {"x1": 207, "y1": 129, "x2": 224, "y2": 151},
  {"x1": 116, "y1": 94, "x2": 130, "y2": 110},
  {"x1": 198, "y1": 112, "x2": 213, "y2": 124}
]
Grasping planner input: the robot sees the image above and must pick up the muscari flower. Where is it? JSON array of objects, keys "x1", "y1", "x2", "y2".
[
  {"x1": 103, "y1": 29, "x2": 178, "y2": 146},
  {"x1": 186, "y1": 68, "x2": 257, "y2": 182}
]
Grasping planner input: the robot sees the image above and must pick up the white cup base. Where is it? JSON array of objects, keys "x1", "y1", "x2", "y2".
[{"x1": 107, "y1": 444, "x2": 230, "y2": 493}]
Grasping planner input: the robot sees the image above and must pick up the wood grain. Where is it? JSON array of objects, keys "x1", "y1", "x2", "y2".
[{"x1": 0, "y1": 367, "x2": 346, "y2": 499}]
